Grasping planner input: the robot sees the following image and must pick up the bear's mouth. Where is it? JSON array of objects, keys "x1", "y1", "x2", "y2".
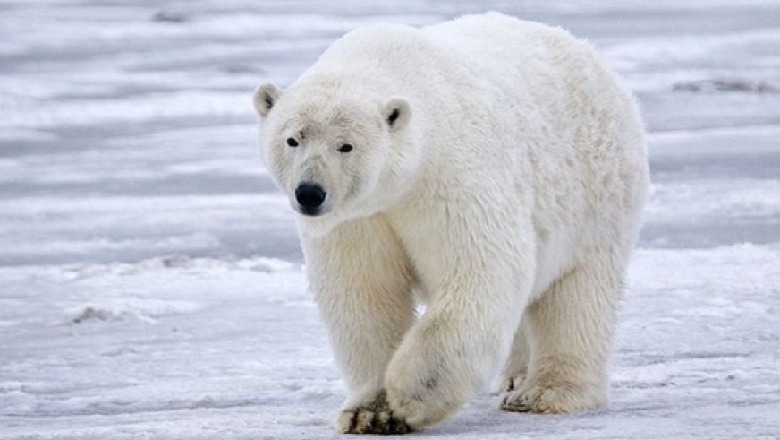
[
  {"x1": 297, "y1": 205, "x2": 324, "y2": 217},
  {"x1": 292, "y1": 201, "x2": 332, "y2": 217}
]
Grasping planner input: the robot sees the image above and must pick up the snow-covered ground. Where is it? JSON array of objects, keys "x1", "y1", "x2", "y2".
[{"x1": 1, "y1": 1, "x2": 779, "y2": 438}]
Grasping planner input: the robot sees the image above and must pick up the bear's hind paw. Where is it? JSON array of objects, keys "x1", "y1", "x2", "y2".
[{"x1": 500, "y1": 382, "x2": 603, "y2": 414}]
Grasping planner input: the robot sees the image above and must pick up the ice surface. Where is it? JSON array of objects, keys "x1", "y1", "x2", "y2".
[
  {"x1": 1, "y1": 247, "x2": 778, "y2": 439},
  {"x1": 1, "y1": 0, "x2": 779, "y2": 438}
]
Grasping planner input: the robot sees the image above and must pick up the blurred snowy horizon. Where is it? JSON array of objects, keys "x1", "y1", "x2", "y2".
[
  {"x1": 2, "y1": 0, "x2": 780, "y2": 265},
  {"x1": 1, "y1": 2, "x2": 779, "y2": 439}
]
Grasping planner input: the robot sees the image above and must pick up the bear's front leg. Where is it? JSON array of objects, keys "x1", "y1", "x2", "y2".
[
  {"x1": 384, "y1": 259, "x2": 531, "y2": 429},
  {"x1": 379, "y1": 199, "x2": 535, "y2": 430},
  {"x1": 302, "y1": 217, "x2": 416, "y2": 435}
]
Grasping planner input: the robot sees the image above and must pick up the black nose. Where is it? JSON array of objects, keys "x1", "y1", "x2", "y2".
[{"x1": 295, "y1": 183, "x2": 326, "y2": 213}]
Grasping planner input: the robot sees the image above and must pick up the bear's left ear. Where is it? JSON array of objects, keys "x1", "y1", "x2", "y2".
[
  {"x1": 253, "y1": 83, "x2": 283, "y2": 118},
  {"x1": 383, "y1": 98, "x2": 411, "y2": 132}
]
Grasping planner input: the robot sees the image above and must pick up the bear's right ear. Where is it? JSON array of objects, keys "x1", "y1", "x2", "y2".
[
  {"x1": 383, "y1": 98, "x2": 411, "y2": 132},
  {"x1": 253, "y1": 83, "x2": 283, "y2": 118}
]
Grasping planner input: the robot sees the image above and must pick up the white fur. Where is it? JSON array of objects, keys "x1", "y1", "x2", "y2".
[{"x1": 253, "y1": 12, "x2": 648, "y2": 434}]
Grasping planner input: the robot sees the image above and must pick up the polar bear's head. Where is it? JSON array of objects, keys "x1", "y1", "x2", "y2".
[{"x1": 253, "y1": 81, "x2": 420, "y2": 234}]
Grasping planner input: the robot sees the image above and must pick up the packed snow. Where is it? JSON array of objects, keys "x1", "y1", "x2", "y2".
[{"x1": 1, "y1": 1, "x2": 779, "y2": 439}]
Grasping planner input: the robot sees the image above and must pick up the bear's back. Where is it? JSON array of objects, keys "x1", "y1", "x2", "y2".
[
  {"x1": 307, "y1": 23, "x2": 460, "y2": 91},
  {"x1": 303, "y1": 13, "x2": 598, "y2": 98}
]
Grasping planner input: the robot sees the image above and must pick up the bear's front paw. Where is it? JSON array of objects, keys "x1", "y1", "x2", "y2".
[
  {"x1": 385, "y1": 364, "x2": 461, "y2": 429},
  {"x1": 384, "y1": 321, "x2": 476, "y2": 429},
  {"x1": 336, "y1": 391, "x2": 412, "y2": 435}
]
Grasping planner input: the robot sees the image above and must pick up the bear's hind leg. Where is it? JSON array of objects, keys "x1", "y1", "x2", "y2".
[{"x1": 501, "y1": 250, "x2": 624, "y2": 413}]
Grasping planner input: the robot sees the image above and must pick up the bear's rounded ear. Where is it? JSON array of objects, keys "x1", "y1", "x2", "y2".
[
  {"x1": 383, "y1": 98, "x2": 411, "y2": 132},
  {"x1": 253, "y1": 83, "x2": 283, "y2": 118}
]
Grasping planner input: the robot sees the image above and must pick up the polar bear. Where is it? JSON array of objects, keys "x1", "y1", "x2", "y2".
[{"x1": 253, "y1": 12, "x2": 648, "y2": 434}]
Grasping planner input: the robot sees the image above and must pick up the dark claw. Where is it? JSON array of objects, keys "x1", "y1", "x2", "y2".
[
  {"x1": 342, "y1": 407, "x2": 412, "y2": 435},
  {"x1": 386, "y1": 414, "x2": 412, "y2": 434},
  {"x1": 342, "y1": 390, "x2": 413, "y2": 435},
  {"x1": 501, "y1": 395, "x2": 532, "y2": 413}
]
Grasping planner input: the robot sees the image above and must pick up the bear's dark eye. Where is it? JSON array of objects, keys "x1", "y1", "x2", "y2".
[
  {"x1": 338, "y1": 143, "x2": 353, "y2": 153},
  {"x1": 387, "y1": 108, "x2": 400, "y2": 126},
  {"x1": 286, "y1": 137, "x2": 299, "y2": 147}
]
